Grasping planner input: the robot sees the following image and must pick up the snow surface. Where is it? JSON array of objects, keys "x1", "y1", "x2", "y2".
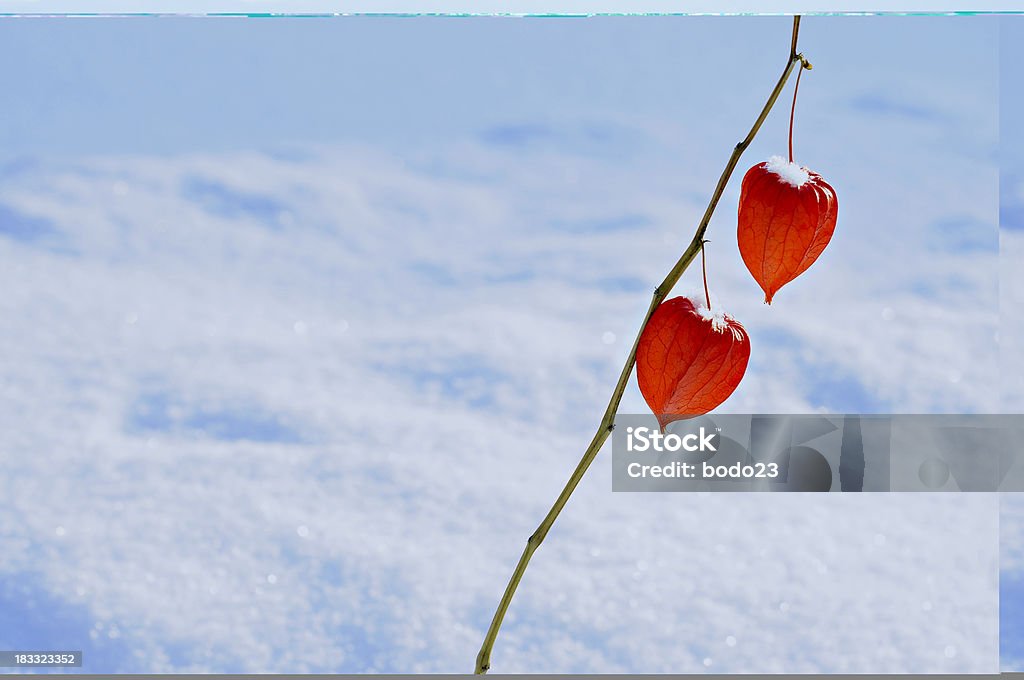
[{"x1": 0, "y1": 140, "x2": 1003, "y2": 673}]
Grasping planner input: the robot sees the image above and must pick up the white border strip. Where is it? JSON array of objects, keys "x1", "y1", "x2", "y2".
[{"x1": 0, "y1": 0, "x2": 1021, "y2": 14}]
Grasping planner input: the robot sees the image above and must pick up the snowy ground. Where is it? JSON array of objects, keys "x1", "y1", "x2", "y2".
[{"x1": 0, "y1": 14, "x2": 1017, "y2": 673}]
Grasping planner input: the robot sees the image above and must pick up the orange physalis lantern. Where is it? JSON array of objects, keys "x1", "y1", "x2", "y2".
[
  {"x1": 737, "y1": 155, "x2": 838, "y2": 304},
  {"x1": 636, "y1": 296, "x2": 750, "y2": 430}
]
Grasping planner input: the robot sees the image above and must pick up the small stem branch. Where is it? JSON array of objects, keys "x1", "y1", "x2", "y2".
[{"x1": 474, "y1": 16, "x2": 807, "y2": 675}]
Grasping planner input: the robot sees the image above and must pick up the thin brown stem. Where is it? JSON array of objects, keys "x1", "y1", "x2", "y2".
[
  {"x1": 701, "y1": 240, "x2": 711, "y2": 310},
  {"x1": 474, "y1": 16, "x2": 808, "y2": 675},
  {"x1": 790, "y1": 15, "x2": 801, "y2": 58},
  {"x1": 788, "y1": 64, "x2": 804, "y2": 163}
]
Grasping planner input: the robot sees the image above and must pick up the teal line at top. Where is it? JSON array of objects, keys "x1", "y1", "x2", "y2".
[{"x1": 0, "y1": 10, "x2": 1016, "y2": 16}]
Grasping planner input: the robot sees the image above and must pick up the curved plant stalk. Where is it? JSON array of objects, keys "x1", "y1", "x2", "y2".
[{"x1": 474, "y1": 17, "x2": 812, "y2": 674}]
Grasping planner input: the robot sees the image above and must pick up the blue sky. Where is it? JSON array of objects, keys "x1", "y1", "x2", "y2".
[
  {"x1": 0, "y1": 16, "x2": 997, "y2": 158},
  {"x1": 0, "y1": 14, "x2": 1017, "y2": 674},
  {"x1": 1002, "y1": 18, "x2": 1024, "y2": 232}
]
